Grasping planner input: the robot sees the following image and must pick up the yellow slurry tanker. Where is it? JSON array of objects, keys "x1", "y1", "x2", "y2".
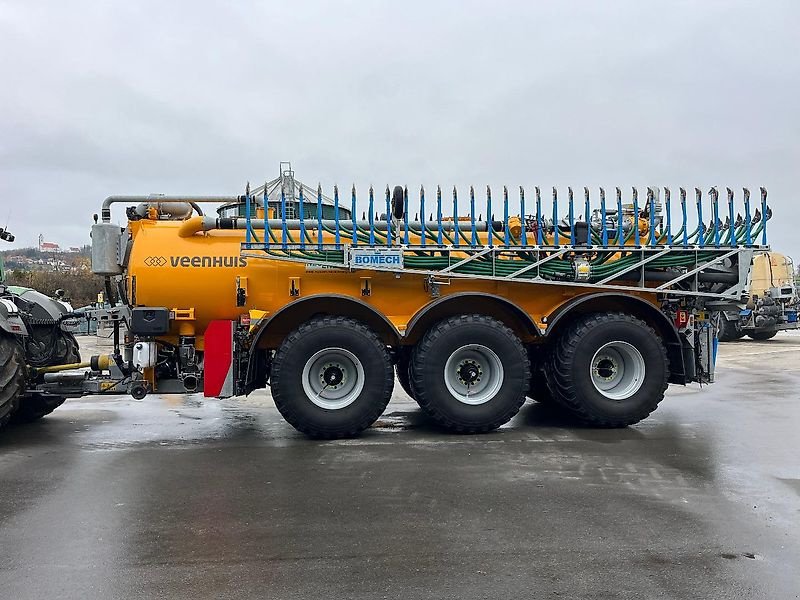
[{"x1": 3, "y1": 166, "x2": 773, "y2": 438}]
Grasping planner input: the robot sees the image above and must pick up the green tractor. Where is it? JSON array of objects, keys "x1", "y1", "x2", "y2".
[{"x1": 0, "y1": 227, "x2": 81, "y2": 430}]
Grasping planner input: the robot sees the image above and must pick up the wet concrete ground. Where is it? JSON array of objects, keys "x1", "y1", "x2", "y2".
[{"x1": 1, "y1": 335, "x2": 799, "y2": 599}]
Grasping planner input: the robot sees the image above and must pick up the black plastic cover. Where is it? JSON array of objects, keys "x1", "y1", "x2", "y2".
[{"x1": 130, "y1": 307, "x2": 170, "y2": 335}]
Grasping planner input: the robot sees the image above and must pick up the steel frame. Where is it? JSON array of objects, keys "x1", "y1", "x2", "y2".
[{"x1": 242, "y1": 243, "x2": 760, "y2": 300}]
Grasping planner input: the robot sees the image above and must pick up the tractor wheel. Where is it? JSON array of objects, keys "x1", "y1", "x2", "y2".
[
  {"x1": 12, "y1": 330, "x2": 80, "y2": 424},
  {"x1": 748, "y1": 330, "x2": 777, "y2": 341},
  {"x1": 410, "y1": 314, "x2": 529, "y2": 433},
  {"x1": 717, "y1": 316, "x2": 744, "y2": 342},
  {"x1": 26, "y1": 325, "x2": 81, "y2": 367},
  {"x1": 0, "y1": 334, "x2": 25, "y2": 430},
  {"x1": 395, "y1": 350, "x2": 415, "y2": 400},
  {"x1": 11, "y1": 394, "x2": 66, "y2": 423},
  {"x1": 271, "y1": 317, "x2": 394, "y2": 439},
  {"x1": 547, "y1": 313, "x2": 668, "y2": 427}
]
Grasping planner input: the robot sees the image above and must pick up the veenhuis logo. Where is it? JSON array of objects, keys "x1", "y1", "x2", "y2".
[{"x1": 144, "y1": 255, "x2": 247, "y2": 268}]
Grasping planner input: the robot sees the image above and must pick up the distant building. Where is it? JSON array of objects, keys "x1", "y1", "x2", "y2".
[
  {"x1": 40, "y1": 241, "x2": 60, "y2": 252},
  {"x1": 216, "y1": 162, "x2": 352, "y2": 221}
]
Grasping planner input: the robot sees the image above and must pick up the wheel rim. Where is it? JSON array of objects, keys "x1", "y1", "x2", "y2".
[
  {"x1": 443, "y1": 344, "x2": 504, "y2": 405},
  {"x1": 301, "y1": 347, "x2": 365, "y2": 410},
  {"x1": 590, "y1": 341, "x2": 646, "y2": 400}
]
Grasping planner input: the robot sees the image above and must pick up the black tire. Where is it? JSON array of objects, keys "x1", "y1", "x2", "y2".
[
  {"x1": 748, "y1": 330, "x2": 777, "y2": 341},
  {"x1": 717, "y1": 316, "x2": 743, "y2": 342},
  {"x1": 25, "y1": 325, "x2": 81, "y2": 367},
  {"x1": 395, "y1": 350, "x2": 415, "y2": 400},
  {"x1": 61, "y1": 331, "x2": 81, "y2": 363},
  {"x1": 11, "y1": 394, "x2": 66, "y2": 423},
  {"x1": 528, "y1": 369, "x2": 556, "y2": 405},
  {"x1": 11, "y1": 331, "x2": 79, "y2": 424},
  {"x1": 0, "y1": 334, "x2": 25, "y2": 430},
  {"x1": 271, "y1": 317, "x2": 394, "y2": 439},
  {"x1": 547, "y1": 313, "x2": 668, "y2": 427},
  {"x1": 526, "y1": 345, "x2": 555, "y2": 405},
  {"x1": 410, "y1": 314, "x2": 529, "y2": 433},
  {"x1": 391, "y1": 186, "x2": 405, "y2": 220}
]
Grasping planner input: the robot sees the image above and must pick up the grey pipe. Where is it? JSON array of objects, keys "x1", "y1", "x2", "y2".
[
  {"x1": 203, "y1": 217, "x2": 494, "y2": 232},
  {"x1": 101, "y1": 195, "x2": 239, "y2": 222}
]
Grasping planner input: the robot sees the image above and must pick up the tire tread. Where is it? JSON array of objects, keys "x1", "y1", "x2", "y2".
[
  {"x1": 545, "y1": 312, "x2": 669, "y2": 427},
  {"x1": 271, "y1": 316, "x2": 393, "y2": 439},
  {"x1": 411, "y1": 314, "x2": 529, "y2": 433}
]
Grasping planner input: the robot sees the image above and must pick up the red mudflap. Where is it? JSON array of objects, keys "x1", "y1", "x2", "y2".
[{"x1": 204, "y1": 320, "x2": 235, "y2": 398}]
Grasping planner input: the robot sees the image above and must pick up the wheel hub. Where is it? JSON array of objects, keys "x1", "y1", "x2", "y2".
[
  {"x1": 590, "y1": 341, "x2": 646, "y2": 401},
  {"x1": 320, "y1": 364, "x2": 345, "y2": 388},
  {"x1": 301, "y1": 348, "x2": 365, "y2": 410},
  {"x1": 457, "y1": 360, "x2": 482, "y2": 385},
  {"x1": 444, "y1": 344, "x2": 504, "y2": 406},
  {"x1": 595, "y1": 358, "x2": 618, "y2": 380}
]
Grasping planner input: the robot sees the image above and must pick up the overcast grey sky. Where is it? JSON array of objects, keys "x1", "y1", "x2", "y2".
[{"x1": 1, "y1": 1, "x2": 798, "y2": 257}]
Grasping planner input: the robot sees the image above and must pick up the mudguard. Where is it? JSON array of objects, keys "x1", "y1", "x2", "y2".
[
  {"x1": 0, "y1": 298, "x2": 28, "y2": 336},
  {"x1": 5, "y1": 286, "x2": 72, "y2": 328}
]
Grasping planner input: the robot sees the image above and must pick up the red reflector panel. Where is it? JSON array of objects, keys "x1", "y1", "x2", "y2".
[{"x1": 204, "y1": 320, "x2": 235, "y2": 398}]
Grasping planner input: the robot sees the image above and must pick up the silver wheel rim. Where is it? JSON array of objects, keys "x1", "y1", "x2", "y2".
[
  {"x1": 301, "y1": 347, "x2": 365, "y2": 410},
  {"x1": 443, "y1": 344, "x2": 504, "y2": 405},
  {"x1": 590, "y1": 341, "x2": 646, "y2": 400}
]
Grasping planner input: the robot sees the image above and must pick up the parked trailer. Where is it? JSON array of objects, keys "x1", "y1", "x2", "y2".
[{"x1": 3, "y1": 168, "x2": 773, "y2": 438}]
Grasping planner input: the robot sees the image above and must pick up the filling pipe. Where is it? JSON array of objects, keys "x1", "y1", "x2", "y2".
[{"x1": 179, "y1": 216, "x2": 497, "y2": 238}]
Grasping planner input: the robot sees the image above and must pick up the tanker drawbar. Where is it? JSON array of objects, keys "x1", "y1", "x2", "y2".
[{"x1": 22, "y1": 165, "x2": 773, "y2": 439}]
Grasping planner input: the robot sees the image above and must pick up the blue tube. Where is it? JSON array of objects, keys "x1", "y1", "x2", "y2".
[
  {"x1": 535, "y1": 186, "x2": 543, "y2": 246},
  {"x1": 420, "y1": 185, "x2": 426, "y2": 248},
  {"x1": 727, "y1": 188, "x2": 736, "y2": 248},
  {"x1": 333, "y1": 185, "x2": 341, "y2": 247},
  {"x1": 760, "y1": 187, "x2": 768, "y2": 246},
  {"x1": 298, "y1": 187, "x2": 306, "y2": 249},
  {"x1": 568, "y1": 187, "x2": 575, "y2": 245},
  {"x1": 632, "y1": 187, "x2": 640, "y2": 247},
  {"x1": 503, "y1": 186, "x2": 510, "y2": 246},
  {"x1": 584, "y1": 187, "x2": 591, "y2": 249},
  {"x1": 553, "y1": 187, "x2": 559, "y2": 248},
  {"x1": 245, "y1": 187, "x2": 251, "y2": 249},
  {"x1": 696, "y1": 188, "x2": 705, "y2": 249},
  {"x1": 351, "y1": 185, "x2": 357, "y2": 247},
  {"x1": 648, "y1": 188, "x2": 656, "y2": 246},
  {"x1": 262, "y1": 187, "x2": 269, "y2": 249},
  {"x1": 665, "y1": 188, "x2": 672, "y2": 246},
  {"x1": 616, "y1": 187, "x2": 624, "y2": 248},
  {"x1": 317, "y1": 184, "x2": 323, "y2": 251},
  {"x1": 469, "y1": 186, "x2": 477, "y2": 245},
  {"x1": 486, "y1": 186, "x2": 493, "y2": 248},
  {"x1": 403, "y1": 186, "x2": 410, "y2": 245},
  {"x1": 452, "y1": 187, "x2": 460, "y2": 247},
  {"x1": 743, "y1": 188, "x2": 752, "y2": 246},
  {"x1": 711, "y1": 188, "x2": 720, "y2": 247},
  {"x1": 680, "y1": 188, "x2": 688, "y2": 247},
  {"x1": 520, "y1": 186, "x2": 528, "y2": 246},
  {"x1": 437, "y1": 186, "x2": 443, "y2": 245},
  {"x1": 368, "y1": 186, "x2": 375, "y2": 246},
  {"x1": 385, "y1": 186, "x2": 391, "y2": 247},
  {"x1": 600, "y1": 188, "x2": 607, "y2": 246},
  {"x1": 280, "y1": 189, "x2": 288, "y2": 249}
]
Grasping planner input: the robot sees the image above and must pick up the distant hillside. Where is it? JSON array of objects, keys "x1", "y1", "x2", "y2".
[
  {"x1": 1, "y1": 246, "x2": 91, "y2": 272},
  {"x1": 2, "y1": 246, "x2": 103, "y2": 307}
]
